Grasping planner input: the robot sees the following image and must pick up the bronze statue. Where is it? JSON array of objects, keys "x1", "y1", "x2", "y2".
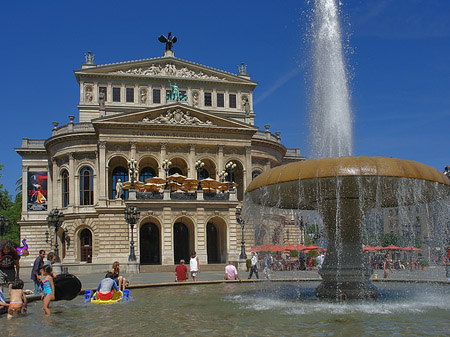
[{"x1": 158, "y1": 32, "x2": 177, "y2": 51}]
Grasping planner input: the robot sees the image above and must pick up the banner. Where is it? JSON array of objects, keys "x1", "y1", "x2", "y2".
[{"x1": 27, "y1": 172, "x2": 48, "y2": 211}]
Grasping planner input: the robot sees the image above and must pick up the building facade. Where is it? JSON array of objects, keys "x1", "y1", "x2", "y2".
[{"x1": 16, "y1": 48, "x2": 303, "y2": 272}]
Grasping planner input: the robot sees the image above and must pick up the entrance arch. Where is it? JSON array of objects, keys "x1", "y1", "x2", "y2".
[
  {"x1": 173, "y1": 222, "x2": 190, "y2": 264},
  {"x1": 206, "y1": 217, "x2": 227, "y2": 263},
  {"x1": 140, "y1": 222, "x2": 160, "y2": 264},
  {"x1": 80, "y1": 228, "x2": 92, "y2": 263}
]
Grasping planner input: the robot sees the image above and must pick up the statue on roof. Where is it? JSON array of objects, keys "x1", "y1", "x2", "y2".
[{"x1": 158, "y1": 32, "x2": 177, "y2": 51}]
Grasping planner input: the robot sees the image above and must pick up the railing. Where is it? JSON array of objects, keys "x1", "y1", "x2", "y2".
[
  {"x1": 253, "y1": 130, "x2": 279, "y2": 143},
  {"x1": 21, "y1": 138, "x2": 46, "y2": 148},
  {"x1": 136, "y1": 192, "x2": 163, "y2": 200},
  {"x1": 53, "y1": 122, "x2": 95, "y2": 136}
]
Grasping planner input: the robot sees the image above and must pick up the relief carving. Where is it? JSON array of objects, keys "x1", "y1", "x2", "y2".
[
  {"x1": 142, "y1": 108, "x2": 213, "y2": 126},
  {"x1": 85, "y1": 85, "x2": 93, "y2": 103},
  {"x1": 113, "y1": 64, "x2": 227, "y2": 81}
]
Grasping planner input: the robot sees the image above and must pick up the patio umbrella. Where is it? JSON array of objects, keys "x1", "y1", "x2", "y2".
[
  {"x1": 145, "y1": 177, "x2": 166, "y2": 184},
  {"x1": 270, "y1": 245, "x2": 285, "y2": 252},
  {"x1": 167, "y1": 181, "x2": 181, "y2": 191},
  {"x1": 401, "y1": 246, "x2": 424, "y2": 251},
  {"x1": 284, "y1": 244, "x2": 298, "y2": 251},
  {"x1": 297, "y1": 244, "x2": 307, "y2": 251},
  {"x1": 217, "y1": 182, "x2": 238, "y2": 191},
  {"x1": 167, "y1": 173, "x2": 187, "y2": 182},
  {"x1": 181, "y1": 178, "x2": 199, "y2": 192},
  {"x1": 384, "y1": 245, "x2": 402, "y2": 250},
  {"x1": 122, "y1": 181, "x2": 144, "y2": 190},
  {"x1": 200, "y1": 177, "x2": 220, "y2": 193},
  {"x1": 143, "y1": 183, "x2": 163, "y2": 192},
  {"x1": 373, "y1": 246, "x2": 385, "y2": 251}
]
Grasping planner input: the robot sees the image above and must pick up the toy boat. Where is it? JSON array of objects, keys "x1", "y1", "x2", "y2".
[{"x1": 84, "y1": 289, "x2": 130, "y2": 305}]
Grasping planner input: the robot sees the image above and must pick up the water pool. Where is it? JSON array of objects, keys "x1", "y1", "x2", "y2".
[{"x1": 3, "y1": 282, "x2": 450, "y2": 336}]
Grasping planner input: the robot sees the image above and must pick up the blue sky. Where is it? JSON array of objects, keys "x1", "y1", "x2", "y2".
[{"x1": 1, "y1": 0, "x2": 449, "y2": 195}]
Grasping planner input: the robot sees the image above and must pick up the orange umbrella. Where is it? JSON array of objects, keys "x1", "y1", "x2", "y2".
[
  {"x1": 374, "y1": 246, "x2": 385, "y2": 251},
  {"x1": 284, "y1": 244, "x2": 298, "y2": 251},
  {"x1": 384, "y1": 245, "x2": 402, "y2": 250},
  {"x1": 297, "y1": 244, "x2": 307, "y2": 251},
  {"x1": 401, "y1": 246, "x2": 424, "y2": 251},
  {"x1": 270, "y1": 245, "x2": 285, "y2": 252}
]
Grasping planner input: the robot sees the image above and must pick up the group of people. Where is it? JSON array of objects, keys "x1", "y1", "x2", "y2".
[{"x1": 0, "y1": 241, "x2": 57, "y2": 319}]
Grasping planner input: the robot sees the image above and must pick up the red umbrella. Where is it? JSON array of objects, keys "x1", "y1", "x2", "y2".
[
  {"x1": 363, "y1": 245, "x2": 377, "y2": 253},
  {"x1": 305, "y1": 245, "x2": 320, "y2": 250},
  {"x1": 284, "y1": 244, "x2": 298, "y2": 251},
  {"x1": 384, "y1": 245, "x2": 402, "y2": 250},
  {"x1": 297, "y1": 244, "x2": 307, "y2": 251},
  {"x1": 401, "y1": 246, "x2": 424, "y2": 251},
  {"x1": 270, "y1": 245, "x2": 285, "y2": 252},
  {"x1": 374, "y1": 246, "x2": 385, "y2": 251}
]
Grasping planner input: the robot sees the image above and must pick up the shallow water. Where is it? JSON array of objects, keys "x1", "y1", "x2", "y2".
[{"x1": 3, "y1": 282, "x2": 450, "y2": 336}]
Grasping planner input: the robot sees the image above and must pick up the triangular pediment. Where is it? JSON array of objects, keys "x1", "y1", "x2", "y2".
[
  {"x1": 75, "y1": 56, "x2": 257, "y2": 86},
  {"x1": 92, "y1": 103, "x2": 258, "y2": 131}
]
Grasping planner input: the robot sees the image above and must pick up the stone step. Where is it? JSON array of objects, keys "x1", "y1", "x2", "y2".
[{"x1": 140, "y1": 263, "x2": 227, "y2": 273}]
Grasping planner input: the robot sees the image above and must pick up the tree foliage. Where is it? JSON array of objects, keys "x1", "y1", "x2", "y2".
[{"x1": 0, "y1": 164, "x2": 21, "y2": 246}]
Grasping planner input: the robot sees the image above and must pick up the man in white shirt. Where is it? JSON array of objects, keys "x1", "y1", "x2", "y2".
[
  {"x1": 248, "y1": 252, "x2": 259, "y2": 279},
  {"x1": 224, "y1": 261, "x2": 241, "y2": 281}
]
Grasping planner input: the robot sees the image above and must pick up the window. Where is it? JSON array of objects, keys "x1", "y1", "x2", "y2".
[
  {"x1": 229, "y1": 94, "x2": 236, "y2": 108},
  {"x1": 62, "y1": 170, "x2": 69, "y2": 207},
  {"x1": 204, "y1": 92, "x2": 212, "y2": 106},
  {"x1": 140, "y1": 167, "x2": 156, "y2": 183},
  {"x1": 112, "y1": 166, "x2": 128, "y2": 200},
  {"x1": 153, "y1": 89, "x2": 161, "y2": 104},
  {"x1": 80, "y1": 229, "x2": 92, "y2": 263},
  {"x1": 126, "y1": 88, "x2": 134, "y2": 102},
  {"x1": 99, "y1": 86, "x2": 107, "y2": 101},
  {"x1": 252, "y1": 170, "x2": 261, "y2": 180},
  {"x1": 113, "y1": 87, "x2": 121, "y2": 102},
  {"x1": 80, "y1": 166, "x2": 94, "y2": 205},
  {"x1": 217, "y1": 93, "x2": 224, "y2": 107}
]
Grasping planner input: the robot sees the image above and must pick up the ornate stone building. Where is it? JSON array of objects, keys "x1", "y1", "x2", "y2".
[{"x1": 16, "y1": 47, "x2": 303, "y2": 272}]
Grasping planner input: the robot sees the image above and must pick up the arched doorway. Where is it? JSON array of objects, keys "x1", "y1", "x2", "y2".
[
  {"x1": 140, "y1": 223, "x2": 160, "y2": 264},
  {"x1": 80, "y1": 228, "x2": 92, "y2": 263},
  {"x1": 207, "y1": 223, "x2": 219, "y2": 263},
  {"x1": 173, "y1": 222, "x2": 189, "y2": 264}
]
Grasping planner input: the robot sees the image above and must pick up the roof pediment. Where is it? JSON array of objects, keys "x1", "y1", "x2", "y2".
[
  {"x1": 75, "y1": 56, "x2": 257, "y2": 86},
  {"x1": 92, "y1": 103, "x2": 257, "y2": 132}
]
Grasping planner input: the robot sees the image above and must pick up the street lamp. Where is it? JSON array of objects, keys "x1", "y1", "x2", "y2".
[
  {"x1": 195, "y1": 160, "x2": 205, "y2": 190},
  {"x1": 225, "y1": 161, "x2": 237, "y2": 191},
  {"x1": 162, "y1": 159, "x2": 172, "y2": 190},
  {"x1": 0, "y1": 214, "x2": 10, "y2": 239},
  {"x1": 124, "y1": 205, "x2": 140, "y2": 262},
  {"x1": 127, "y1": 158, "x2": 138, "y2": 190},
  {"x1": 236, "y1": 206, "x2": 247, "y2": 259},
  {"x1": 218, "y1": 170, "x2": 228, "y2": 182},
  {"x1": 47, "y1": 208, "x2": 64, "y2": 257}
]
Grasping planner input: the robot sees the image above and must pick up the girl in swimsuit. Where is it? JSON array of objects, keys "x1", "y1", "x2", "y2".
[
  {"x1": 7, "y1": 279, "x2": 27, "y2": 320},
  {"x1": 110, "y1": 261, "x2": 127, "y2": 291},
  {"x1": 41, "y1": 265, "x2": 55, "y2": 315}
]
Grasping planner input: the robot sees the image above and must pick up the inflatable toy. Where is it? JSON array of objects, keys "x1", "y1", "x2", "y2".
[{"x1": 84, "y1": 288, "x2": 130, "y2": 305}]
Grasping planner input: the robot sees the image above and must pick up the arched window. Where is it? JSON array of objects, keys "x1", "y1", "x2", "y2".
[
  {"x1": 112, "y1": 166, "x2": 128, "y2": 200},
  {"x1": 169, "y1": 167, "x2": 183, "y2": 175},
  {"x1": 61, "y1": 169, "x2": 69, "y2": 207},
  {"x1": 252, "y1": 170, "x2": 262, "y2": 180},
  {"x1": 198, "y1": 168, "x2": 209, "y2": 180},
  {"x1": 80, "y1": 228, "x2": 92, "y2": 263},
  {"x1": 140, "y1": 167, "x2": 156, "y2": 183},
  {"x1": 80, "y1": 166, "x2": 94, "y2": 205}
]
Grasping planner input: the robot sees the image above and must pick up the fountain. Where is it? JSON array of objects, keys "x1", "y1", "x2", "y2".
[{"x1": 245, "y1": 0, "x2": 450, "y2": 300}]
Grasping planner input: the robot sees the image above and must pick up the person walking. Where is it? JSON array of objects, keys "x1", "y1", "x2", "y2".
[
  {"x1": 224, "y1": 261, "x2": 241, "y2": 281},
  {"x1": 189, "y1": 251, "x2": 200, "y2": 281},
  {"x1": 248, "y1": 252, "x2": 259, "y2": 279},
  {"x1": 175, "y1": 259, "x2": 188, "y2": 281},
  {"x1": 31, "y1": 250, "x2": 45, "y2": 294}
]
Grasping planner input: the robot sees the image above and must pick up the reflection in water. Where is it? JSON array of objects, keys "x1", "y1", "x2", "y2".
[{"x1": 3, "y1": 282, "x2": 450, "y2": 336}]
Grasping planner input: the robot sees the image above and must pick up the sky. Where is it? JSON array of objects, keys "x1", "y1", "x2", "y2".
[{"x1": 0, "y1": 0, "x2": 449, "y2": 196}]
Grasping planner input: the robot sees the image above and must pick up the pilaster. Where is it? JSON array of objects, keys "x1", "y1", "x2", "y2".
[
  {"x1": 68, "y1": 153, "x2": 75, "y2": 206},
  {"x1": 98, "y1": 141, "x2": 107, "y2": 204},
  {"x1": 189, "y1": 143, "x2": 196, "y2": 178}
]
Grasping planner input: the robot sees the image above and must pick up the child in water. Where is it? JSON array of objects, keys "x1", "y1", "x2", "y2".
[
  {"x1": 7, "y1": 279, "x2": 27, "y2": 320},
  {"x1": 41, "y1": 264, "x2": 55, "y2": 315}
]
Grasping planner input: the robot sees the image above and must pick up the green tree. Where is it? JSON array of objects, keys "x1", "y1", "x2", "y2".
[{"x1": 0, "y1": 164, "x2": 21, "y2": 246}]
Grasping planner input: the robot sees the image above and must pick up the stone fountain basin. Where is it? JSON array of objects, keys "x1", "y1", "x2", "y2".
[{"x1": 246, "y1": 156, "x2": 450, "y2": 209}]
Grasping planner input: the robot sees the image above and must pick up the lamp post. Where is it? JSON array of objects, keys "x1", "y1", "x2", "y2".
[
  {"x1": 124, "y1": 205, "x2": 140, "y2": 262},
  {"x1": 162, "y1": 159, "x2": 172, "y2": 190},
  {"x1": 195, "y1": 160, "x2": 205, "y2": 190},
  {"x1": 225, "y1": 161, "x2": 237, "y2": 191},
  {"x1": 127, "y1": 158, "x2": 138, "y2": 190},
  {"x1": 236, "y1": 206, "x2": 247, "y2": 259},
  {"x1": 218, "y1": 170, "x2": 228, "y2": 183},
  {"x1": 0, "y1": 214, "x2": 10, "y2": 239},
  {"x1": 47, "y1": 208, "x2": 64, "y2": 257}
]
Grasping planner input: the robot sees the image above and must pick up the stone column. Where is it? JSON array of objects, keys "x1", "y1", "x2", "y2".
[
  {"x1": 189, "y1": 143, "x2": 196, "y2": 178},
  {"x1": 130, "y1": 141, "x2": 137, "y2": 160},
  {"x1": 244, "y1": 146, "x2": 252, "y2": 190},
  {"x1": 98, "y1": 141, "x2": 107, "y2": 204},
  {"x1": 68, "y1": 153, "x2": 75, "y2": 206},
  {"x1": 217, "y1": 145, "x2": 224, "y2": 175},
  {"x1": 162, "y1": 206, "x2": 174, "y2": 265},
  {"x1": 159, "y1": 142, "x2": 167, "y2": 178},
  {"x1": 196, "y1": 207, "x2": 207, "y2": 264},
  {"x1": 21, "y1": 165, "x2": 27, "y2": 220},
  {"x1": 51, "y1": 158, "x2": 58, "y2": 209}
]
